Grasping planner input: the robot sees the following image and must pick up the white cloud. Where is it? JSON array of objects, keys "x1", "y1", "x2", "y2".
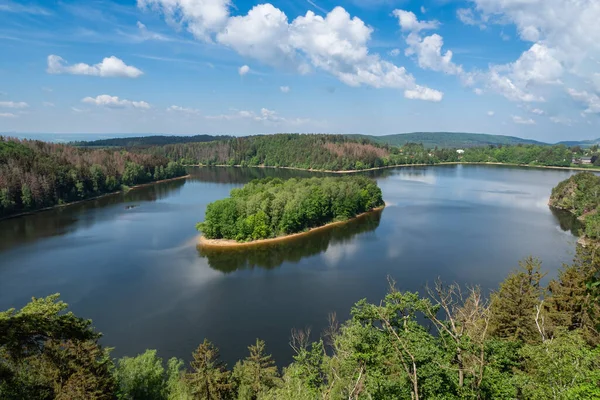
[
  {"x1": 47, "y1": 55, "x2": 143, "y2": 78},
  {"x1": 71, "y1": 107, "x2": 88, "y2": 113},
  {"x1": 142, "y1": 2, "x2": 442, "y2": 99},
  {"x1": 218, "y1": 4, "x2": 297, "y2": 69},
  {"x1": 43, "y1": 102, "x2": 55, "y2": 107},
  {"x1": 567, "y1": 88, "x2": 600, "y2": 114},
  {"x1": 404, "y1": 86, "x2": 443, "y2": 102},
  {"x1": 238, "y1": 65, "x2": 250, "y2": 76},
  {"x1": 487, "y1": 111, "x2": 495, "y2": 116},
  {"x1": 0, "y1": 101, "x2": 29, "y2": 108},
  {"x1": 167, "y1": 105, "x2": 200, "y2": 114},
  {"x1": 393, "y1": 10, "x2": 438, "y2": 32},
  {"x1": 206, "y1": 107, "x2": 310, "y2": 124},
  {"x1": 512, "y1": 115, "x2": 536, "y2": 125},
  {"x1": 82, "y1": 95, "x2": 151, "y2": 109},
  {"x1": 550, "y1": 116, "x2": 572, "y2": 125},
  {"x1": 136, "y1": 20, "x2": 172, "y2": 41},
  {"x1": 137, "y1": 0, "x2": 231, "y2": 41},
  {"x1": 474, "y1": 88, "x2": 483, "y2": 95},
  {"x1": 0, "y1": 113, "x2": 17, "y2": 118},
  {"x1": 456, "y1": 8, "x2": 486, "y2": 29},
  {"x1": 405, "y1": 32, "x2": 463, "y2": 75},
  {"x1": 280, "y1": 86, "x2": 290, "y2": 93},
  {"x1": 0, "y1": 2, "x2": 50, "y2": 15},
  {"x1": 388, "y1": 48, "x2": 400, "y2": 57},
  {"x1": 530, "y1": 108, "x2": 545, "y2": 115},
  {"x1": 464, "y1": 0, "x2": 600, "y2": 107}
]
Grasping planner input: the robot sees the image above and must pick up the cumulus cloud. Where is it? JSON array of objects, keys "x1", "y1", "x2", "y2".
[
  {"x1": 567, "y1": 88, "x2": 600, "y2": 114},
  {"x1": 388, "y1": 48, "x2": 400, "y2": 57},
  {"x1": 394, "y1": 10, "x2": 464, "y2": 79},
  {"x1": 461, "y1": 0, "x2": 600, "y2": 108},
  {"x1": 512, "y1": 115, "x2": 536, "y2": 125},
  {"x1": 529, "y1": 108, "x2": 545, "y2": 115},
  {"x1": 167, "y1": 105, "x2": 200, "y2": 114},
  {"x1": 140, "y1": 2, "x2": 443, "y2": 101},
  {"x1": 393, "y1": 10, "x2": 438, "y2": 32},
  {"x1": 280, "y1": 86, "x2": 290, "y2": 93},
  {"x1": 47, "y1": 55, "x2": 143, "y2": 78},
  {"x1": 238, "y1": 65, "x2": 250, "y2": 76},
  {"x1": 82, "y1": 95, "x2": 151, "y2": 109},
  {"x1": 550, "y1": 116, "x2": 572, "y2": 125},
  {"x1": 0, "y1": 101, "x2": 29, "y2": 108},
  {"x1": 404, "y1": 86, "x2": 443, "y2": 102}
]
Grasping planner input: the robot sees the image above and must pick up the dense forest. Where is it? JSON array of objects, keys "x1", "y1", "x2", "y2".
[
  {"x1": 75, "y1": 134, "x2": 232, "y2": 148},
  {"x1": 348, "y1": 132, "x2": 546, "y2": 148},
  {"x1": 135, "y1": 134, "x2": 582, "y2": 170},
  {"x1": 198, "y1": 177, "x2": 384, "y2": 242},
  {"x1": 550, "y1": 172, "x2": 600, "y2": 240},
  {"x1": 0, "y1": 137, "x2": 186, "y2": 218},
  {"x1": 1, "y1": 246, "x2": 599, "y2": 399}
]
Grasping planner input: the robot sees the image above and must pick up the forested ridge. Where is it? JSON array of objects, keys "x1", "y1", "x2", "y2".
[
  {"x1": 550, "y1": 172, "x2": 600, "y2": 240},
  {"x1": 75, "y1": 134, "x2": 232, "y2": 148},
  {"x1": 135, "y1": 134, "x2": 582, "y2": 170},
  {"x1": 0, "y1": 137, "x2": 186, "y2": 218},
  {"x1": 198, "y1": 177, "x2": 384, "y2": 242},
  {"x1": 1, "y1": 246, "x2": 599, "y2": 399}
]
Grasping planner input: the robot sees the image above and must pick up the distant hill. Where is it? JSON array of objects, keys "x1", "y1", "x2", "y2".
[
  {"x1": 348, "y1": 132, "x2": 548, "y2": 148},
  {"x1": 74, "y1": 134, "x2": 232, "y2": 148},
  {"x1": 557, "y1": 138, "x2": 600, "y2": 147}
]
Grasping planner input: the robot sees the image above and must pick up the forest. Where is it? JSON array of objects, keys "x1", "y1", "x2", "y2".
[
  {"x1": 0, "y1": 137, "x2": 187, "y2": 218},
  {"x1": 1, "y1": 246, "x2": 599, "y2": 399},
  {"x1": 134, "y1": 134, "x2": 582, "y2": 170},
  {"x1": 197, "y1": 177, "x2": 384, "y2": 242},
  {"x1": 75, "y1": 134, "x2": 231, "y2": 148},
  {"x1": 550, "y1": 172, "x2": 600, "y2": 240}
]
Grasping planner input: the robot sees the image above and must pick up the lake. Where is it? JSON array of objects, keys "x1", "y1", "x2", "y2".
[{"x1": 0, "y1": 165, "x2": 584, "y2": 366}]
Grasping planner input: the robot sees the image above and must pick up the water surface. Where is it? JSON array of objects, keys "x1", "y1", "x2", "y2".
[{"x1": 0, "y1": 165, "x2": 583, "y2": 365}]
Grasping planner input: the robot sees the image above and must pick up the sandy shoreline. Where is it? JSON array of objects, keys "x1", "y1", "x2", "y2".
[
  {"x1": 0, "y1": 174, "x2": 191, "y2": 221},
  {"x1": 188, "y1": 162, "x2": 600, "y2": 174},
  {"x1": 198, "y1": 206, "x2": 386, "y2": 248}
]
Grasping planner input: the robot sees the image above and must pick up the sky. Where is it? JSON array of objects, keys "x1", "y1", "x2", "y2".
[{"x1": 0, "y1": 0, "x2": 599, "y2": 142}]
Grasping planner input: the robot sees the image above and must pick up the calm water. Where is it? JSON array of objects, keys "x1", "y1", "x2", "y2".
[{"x1": 0, "y1": 165, "x2": 584, "y2": 365}]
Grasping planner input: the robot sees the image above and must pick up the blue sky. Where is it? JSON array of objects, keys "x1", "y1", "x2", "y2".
[{"x1": 0, "y1": 0, "x2": 599, "y2": 142}]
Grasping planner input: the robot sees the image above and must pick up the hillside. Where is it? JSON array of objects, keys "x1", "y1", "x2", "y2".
[
  {"x1": 75, "y1": 134, "x2": 232, "y2": 148},
  {"x1": 349, "y1": 132, "x2": 548, "y2": 148},
  {"x1": 558, "y1": 138, "x2": 600, "y2": 147}
]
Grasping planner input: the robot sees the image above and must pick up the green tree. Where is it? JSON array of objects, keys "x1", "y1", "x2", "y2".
[
  {"x1": 186, "y1": 339, "x2": 232, "y2": 400},
  {"x1": 232, "y1": 339, "x2": 280, "y2": 400},
  {"x1": 115, "y1": 349, "x2": 167, "y2": 400},
  {"x1": 489, "y1": 257, "x2": 546, "y2": 343}
]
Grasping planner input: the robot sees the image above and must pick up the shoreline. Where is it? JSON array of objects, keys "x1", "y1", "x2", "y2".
[
  {"x1": 198, "y1": 206, "x2": 386, "y2": 248},
  {"x1": 187, "y1": 162, "x2": 600, "y2": 174},
  {"x1": 0, "y1": 174, "x2": 191, "y2": 222}
]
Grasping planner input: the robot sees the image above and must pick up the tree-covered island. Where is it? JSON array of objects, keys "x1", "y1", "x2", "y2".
[{"x1": 197, "y1": 176, "x2": 384, "y2": 244}]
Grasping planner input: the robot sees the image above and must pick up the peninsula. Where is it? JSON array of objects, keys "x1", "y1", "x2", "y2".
[
  {"x1": 549, "y1": 172, "x2": 600, "y2": 243},
  {"x1": 196, "y1": 176, "x2": 385, "y2": 246}
]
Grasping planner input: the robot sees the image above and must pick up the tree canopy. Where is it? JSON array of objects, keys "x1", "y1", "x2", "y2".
[{"x1": 197, "y1": 176, "x2": 384, "y2": 242}]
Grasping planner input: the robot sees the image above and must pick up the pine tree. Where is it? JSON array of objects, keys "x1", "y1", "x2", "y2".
[
  {"x1": 489, "y1": 257, "x2": 546, "y2": 343},
  {"x1": 186, "y1": 340, "x2": 232, "y2": 400},
  {"x1": 232, "y1": 339, "x2": 280, "y2": 400}
]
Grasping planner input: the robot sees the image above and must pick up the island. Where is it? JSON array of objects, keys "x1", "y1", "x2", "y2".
[
  {"x1": 196, "y1": 176, "x2": 385, "y2": 246},
  {"x1": 549, "y1": 172, "x2": 600, "y2": 244}
]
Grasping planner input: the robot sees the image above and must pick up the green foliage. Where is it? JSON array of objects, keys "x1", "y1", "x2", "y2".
[
  {"x1": 115, "y1": 349, "x2": 167, "y2": 400},
  {"x1": 0, "y1": 137, "x2": 187, "y2": 218},
  {"x1": 186, "y1": 339, "x2": 233, "y2": 400},
  {"x1": 197, "y1": 177, "x2": 384, "y2": 242},
  {"x1": 550, "y1": 172, "x2": 600, "y2": 216},
  {"x1": 232, "y1": 339, "x2": 281, "y2": 400},
  {"x1": 0, "y1": 294, "x2": 115, "y2": 399},
  {"x1": 515, "y1": 332, "x2": 600, "y2": 399},
  {"x1": 489, "y1": 257, "x2": 546, "y2": 343}
]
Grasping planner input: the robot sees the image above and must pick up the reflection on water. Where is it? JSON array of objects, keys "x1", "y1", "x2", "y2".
[
  {"x1": 198, "y1": 209, "x2": 383, "y2": 272},
  {"x1": 0, "y1": 178, "x2": 186, "y2": 251},
  {"x1": 188, "y1": 166, "x2": 328, "y2": 183},
  {"x1": 550, "y1": 207, "x2": 583, "y2": 236}
]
